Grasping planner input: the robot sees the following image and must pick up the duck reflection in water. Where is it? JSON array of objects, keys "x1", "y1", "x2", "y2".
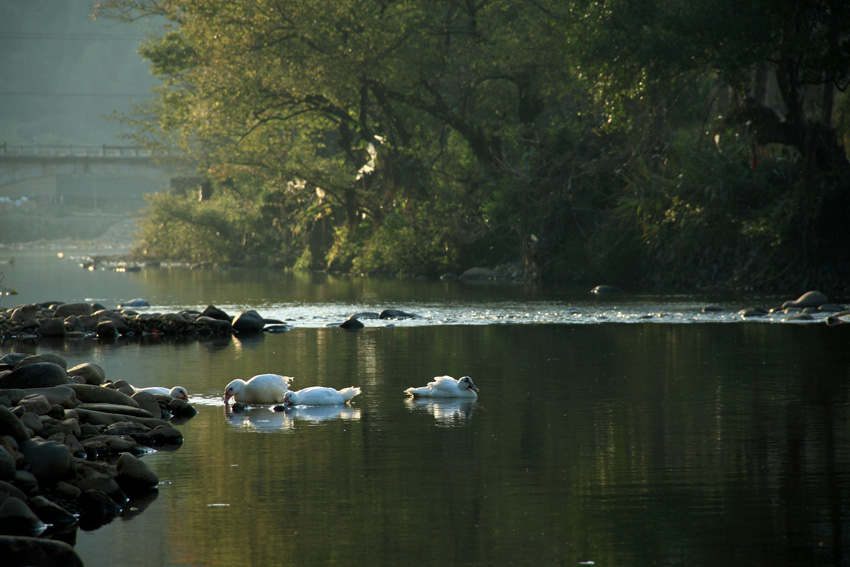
[
  {"x1": 404, "y1": 398, "x2": 478, "y2": 426},
  {"x1": 224, "y1": 404, "x2": 361, "y2": 432}
]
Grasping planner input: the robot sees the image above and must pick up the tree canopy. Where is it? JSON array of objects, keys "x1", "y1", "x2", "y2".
[{"x1": 96, "y1": 0, "x2": 850, "y2": 291}]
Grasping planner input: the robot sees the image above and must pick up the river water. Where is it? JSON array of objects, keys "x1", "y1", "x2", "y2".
[{"x1": 1, "y1": 249, "x2": 849, "y2": 567}]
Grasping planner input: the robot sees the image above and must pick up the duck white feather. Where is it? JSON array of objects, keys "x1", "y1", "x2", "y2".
[
  {"x1": 282, "y1": 386, "x2": 361, "y2": 407},
  {"x1": 404, "y1": 375, "x2": 479, "y2": 398},
  {"x1": 224, "y1": 374, "x2": 294, "y2": 404},
  {"x1": 134, "y1": 386, "x2": 189, "y2": 401}
]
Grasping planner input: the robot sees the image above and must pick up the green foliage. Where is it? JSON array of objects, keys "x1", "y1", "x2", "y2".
[
  {"x1": 132, "y1": 189, "x2": 294, "y2": 267},
  {"x1": 99, "y1": 0, "x2": 850, "y2": 291}
]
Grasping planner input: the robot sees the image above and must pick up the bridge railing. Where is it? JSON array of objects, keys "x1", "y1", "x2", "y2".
[{"x1": 0, "y1": 143, "x2": 162, "y2": 158}]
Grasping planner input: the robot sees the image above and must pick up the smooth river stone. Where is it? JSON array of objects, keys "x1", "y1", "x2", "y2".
[
  {"x1": 67, "y1": 384, "x2": 139, "y2": 407},
  {"x1": 20, "y1": 386, "x2": 77, "y2": 409},
  {"x1": 0, "y1": 405, "x2": 31, "y2": 442},
  {"x1": 18, "y1": 438, "x2": 73, "y2": 486},
  {"x1": 116, "y1": 452, "x2": 159, "y2": 493},
  {"x1": 15, "y1": 354, "x2": 68, "y2": 370},
  {"x1": 74, "y1": 407, "x2": 170, "y2": 428},
  {"x1": 0, "y1": 363, "x2": 70, "y2": 389},
  {"x1": 0, "y1": 535, "x2": 84, "y2": 567},
  {"x1": 76, "y1": 403, "x2": 156, "y2": 419},
  {"x1": 0, "y1": 497, "x2": 45, "y2": 536},
  {"x1": 67, "y1": 362, "x2": 106, "y2": 385}
]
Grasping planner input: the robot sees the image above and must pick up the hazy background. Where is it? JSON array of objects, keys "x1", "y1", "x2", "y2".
[
  {"x1": 0, "y1": 0, "x2": 157, "y2": 145},
  {"x1": 0, "y1": 1, "x2": 171, "y2": 245}
]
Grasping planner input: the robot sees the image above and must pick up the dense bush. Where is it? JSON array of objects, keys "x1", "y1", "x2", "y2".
[{"x1": 97, "y1": 0, "x2": 849, "y2": 291}]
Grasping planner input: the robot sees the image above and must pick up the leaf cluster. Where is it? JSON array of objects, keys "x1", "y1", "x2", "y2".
[{"x1": 103, "y1": 0, "x2": 850, "y2": 290}]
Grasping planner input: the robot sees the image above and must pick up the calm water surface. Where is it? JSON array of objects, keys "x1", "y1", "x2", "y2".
[{"x1": 2, "y1": 250, "x2": 849, "y2": 567}]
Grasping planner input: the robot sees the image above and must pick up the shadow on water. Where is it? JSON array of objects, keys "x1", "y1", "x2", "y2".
[{"x1": 11, "y1": 323, "x2": 842, "y2": 567}]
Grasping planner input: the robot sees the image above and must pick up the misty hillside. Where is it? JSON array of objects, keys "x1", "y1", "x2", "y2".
[{"x1": 0, "y1": 0, "x2": 158, "y2": 145}]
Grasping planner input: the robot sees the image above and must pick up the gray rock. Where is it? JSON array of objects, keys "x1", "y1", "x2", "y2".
[
  {"x1": 9, "y1": 304, "x2": 39, "y2": 324},
  {"x1": 53, "y1": 302, "x2": 93, "y2": 318},
  {"x1": 200, "y1": 304, "x2": 231, "y2": 321},
  {"x1": 107, "y1": 379, "x2": 135, "y2": 397},
  {"x1": 68, "y1": 384, "x2": 139, "y2": 407},
  {"x1": 75, "y1": 408, "x2": 169, "y2": 429},
  {"x1": 41, "y1": 417, "x2": 81, "y2": 440},
  {"x1": 27, "y1": 495, "x2": 77, "y2": 528},
  {"x1": 67, "y1": 362, "x2": 106, "y2": 385},
  {"x1": 378, "y1": 309, "x2": 418, "y2": 319},
  {"x1": 0, "y1": 363, "x2": 70, "y2": 389},
  {"x1": 169, "y1": 398, "x2": 198, "y2": 418},
  {"x1": 97, "y1": 320, "x2": 119, "y2": 338},
  {"x1": 78, "y1": 489, "x2": 122, "y2": 528},
  {"x1": 20, "y1": 386, "x2": 76, "y2": 409},
  {"x1": 16, "y1": 354, "x2": 67, "y2": 370},
  {"x1": 60, "y1": 433, "x2": 87, "y2": 459},
  {"x1": 116, "y1": 452, "x2": 159, "y2": 494},
  {"x1": 196, "y1": 315, "x2": 233, "y2": 333},
  {"x1": 0, "y1": 480, "x2": 27, "y2": 502},
  {"x1": 63, "y1": 315, "x2": 86, "y2": 333},
  {"x1": 37, "y1": 317, "x2": 67, "y2": 337},
  {"x1": 17, "y1": 394, "x2": 52, "y2": 416},
  {"x1": 75, "y1": 460, "x2": 127, "y2": 501},
  {"x1": 738, "y1": 308, "x2": 768, "y2": 318},
  {"x1": 339, "y1": 318, "x2": 364, "y2": 330},
  {"x1": 52, "y1": 481, "x2": 81, "y2": 502},
  {"x1": 0, "y1": 497, "x2": 45, "y2": 536},
  {"x1": 18, "y1": 412, "x2": 43, "y2": 435},
  {"x1": 0, "y1": 354, "x2": 29, "y2": 368},
  {"x1": 13, "y1": 470, "x2": 39, "y2": 495},
  {"x1": 132, "y1": 391, "x2": 162, "y2": 419},
  {"x1": 783, "y1": 313, "x2": 814, "y2": 322},
  {"x1": 18, "y1": 438, "x2": 73, "y2": 487},
  {"x1": 0, "y1": 535, "x2": 84, "y2": 567},
  {"x1": 150, "y1": 425, "x2": 183, "y2": 444},
  {"x1": 0, "y1": 406, "x2": 31, "y2": 442},
  {"x1": 0, "y1": 446, "x2": 15, "y2": 481},
  {"x1": 232, "y1": 309, "x2": 265, "y2": 334},
  {"x1": 76, "y1": 403, "x2": 156, "y2": 419},
  {"x1": 349, "y1": 312, "x2": 379, "y2": 320},
  {"x1": 0, "y1": 389, "x2": 26, "y2": 406}
]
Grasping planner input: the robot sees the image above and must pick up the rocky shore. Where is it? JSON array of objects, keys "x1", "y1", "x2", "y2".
[
  {"x1": 0, "y1": 352, "x2": 197, "y2": 567},
  {"x1": 1, "y1": 301, "x2": 285, "y2": 341}
]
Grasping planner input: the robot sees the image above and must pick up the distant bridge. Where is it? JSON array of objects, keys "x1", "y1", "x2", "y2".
[{"x1": 0, "y1": 143, "x2": 195, "y2": 210}]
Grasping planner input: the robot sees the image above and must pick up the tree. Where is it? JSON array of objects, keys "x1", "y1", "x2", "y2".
[{"x1": 96, "y1": 0, "x2": 850, "y2": 290}]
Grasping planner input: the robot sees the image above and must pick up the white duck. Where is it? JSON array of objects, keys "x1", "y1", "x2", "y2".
[
  {"x1": 282, "y1": 386, "x2": 361, "y2": 407},
  {"x1": 224, "y1": 374, "x2": 294, "y2": 404},
  {"x1": 134, "y1": 386, "x2": 189, "y2": 401},
  {"x1": 404, "y1": 375, "x2": 480, "y2": 398}
]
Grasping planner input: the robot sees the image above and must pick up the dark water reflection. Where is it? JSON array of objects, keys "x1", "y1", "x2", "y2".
[
  {"x1": 3, "y1": 250, "x2": 849, "y2": 565},
  {"x1": 13, "y1": 323, "x2": 849, "y2": 567}
]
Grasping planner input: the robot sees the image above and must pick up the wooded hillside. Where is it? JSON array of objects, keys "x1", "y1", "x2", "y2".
[{"x1": 98, "y1": 0, "x2": 850, "y2": 292}]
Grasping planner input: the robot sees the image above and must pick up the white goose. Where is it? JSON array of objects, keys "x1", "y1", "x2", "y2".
[
  {"x1": 224, "y1": 374, "x2": 294, "y2": 404},
  {"x1": 404, "y1": 375, "x2": 480, "y2": 399},
  {"x1": 282, "y1": 386, "x2": 361, "y2": 407},
  {"x1": 134, "y1": 386, "x2": 189, "y2": 401}
]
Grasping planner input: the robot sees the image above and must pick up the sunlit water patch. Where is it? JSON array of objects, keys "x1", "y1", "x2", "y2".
[{"x1": 141, "y1": 298, "x2": 838, "y2": 328}]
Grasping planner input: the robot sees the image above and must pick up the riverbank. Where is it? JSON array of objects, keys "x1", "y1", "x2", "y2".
[{"x1": 0, "y1": 352, "x2": 197, "y2": 566}]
